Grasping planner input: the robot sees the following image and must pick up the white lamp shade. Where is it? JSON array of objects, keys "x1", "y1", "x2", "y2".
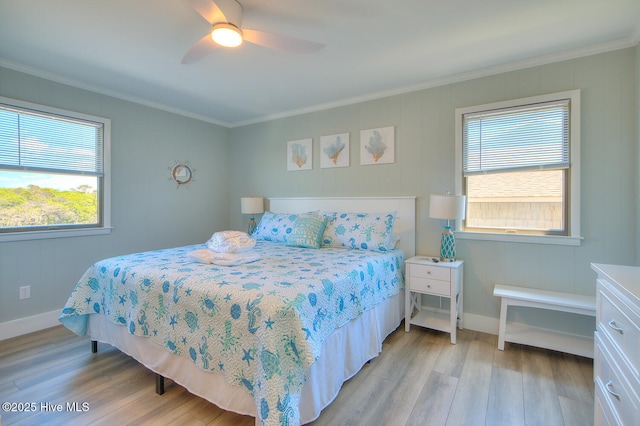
[
  {"x1": 241, "y1": 197, "x2": 264, "y2": 215},
  {"x1": 429, "y1": 194, "x2": 466, "y2": 220}
]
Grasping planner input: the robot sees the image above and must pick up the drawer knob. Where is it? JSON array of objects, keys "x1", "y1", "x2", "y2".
[
  {"x1": 608, "y1": 319, "x2": 624, "y2": 335},
  {"x1": 605, "y1": 380, "x2": 621, "y2": 401}
]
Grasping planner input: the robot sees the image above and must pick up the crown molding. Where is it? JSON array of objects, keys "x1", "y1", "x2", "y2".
[
  {"x1": 631, "y1": 21, "x2": 640, "y2": 45},
  {"x1": 231, "y1": 36, "x2": 638, "y2": 128},
  {"x1": 0, "y1": 59, "x2": 232, "y2": 128}
]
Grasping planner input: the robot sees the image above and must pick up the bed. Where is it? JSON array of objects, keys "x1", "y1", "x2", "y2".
[{"x1": 59, "y1": 196, "x2": 415, "y2": 425}]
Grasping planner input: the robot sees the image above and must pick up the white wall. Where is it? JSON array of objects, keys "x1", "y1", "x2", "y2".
[
  {"x1": 0, "y1": 67, "x2": 231, "y2": 332},
  {"x1": 229, "y1": 47, "x2": 638, "y2": 336}
]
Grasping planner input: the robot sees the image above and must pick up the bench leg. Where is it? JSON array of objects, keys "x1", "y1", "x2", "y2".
[{"x1": 497, "y1": 298, "x2": 508, "y2": 350}]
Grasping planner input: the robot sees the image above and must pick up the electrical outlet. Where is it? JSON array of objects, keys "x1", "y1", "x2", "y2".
[{"x1": 19, "y1": 285, "x2": 31, "y2": 300}]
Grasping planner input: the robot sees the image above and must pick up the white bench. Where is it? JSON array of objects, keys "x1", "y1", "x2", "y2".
[{"x1": 493, "y1": 284, "x2": 596, "y2": 358}]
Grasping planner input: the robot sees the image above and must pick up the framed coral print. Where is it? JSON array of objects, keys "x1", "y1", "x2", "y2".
[
  {"x1": 360, "y1": 126, "x2": 394, "y2": 165},
  {"x1": 320, "y1": 133, "x2": 349, "y2": 168},
  {"x1": 287, "y1": 138, "x2": 312, "y2": 171}
]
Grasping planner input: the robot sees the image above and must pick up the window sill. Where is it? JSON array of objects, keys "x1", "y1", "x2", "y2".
[
  {"x1": 0, "y1": 227, "x2": 113, "y2": 242},
  {"x1": 455, "y1": 231, "x2": 582, "y2": 246}
]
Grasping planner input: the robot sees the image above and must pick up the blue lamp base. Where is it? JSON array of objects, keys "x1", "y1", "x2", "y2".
[
  {"x1": 248, "y1": 217, "x2": 257, "y2": 235},
  {"x1": 440, "y1": 225, "x2": 456, "y2": 262}
]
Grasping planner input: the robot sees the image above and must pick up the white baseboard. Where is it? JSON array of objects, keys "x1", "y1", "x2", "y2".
[
  {"x1": 462, "y1": 312, "x2": 499, "y2": 335},
  {"x1": 0, "y1": 309, "x2": 62, "y2": 341},
  {"x1": 463, "y1": 312, "x2": 594, "y2": 357},
  {"x1": 419, "y1": 306, "x2": 499, "y2": 336}
]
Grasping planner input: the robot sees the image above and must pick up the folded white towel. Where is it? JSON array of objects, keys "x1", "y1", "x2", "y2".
[
  {"x1": 210, "y1": 252, "x2": 261, "y2": 266},
  {"x1": 188, "y1": 249, "x2": 216, "y2": 264},
  {"x1": 212, "y1": 230, "x2": 248, "y2": 240},
  {"x1": 206, "y1": 230, "x2": 256, "y2": 253},
  {"x1": 188, "y1": 249, "x2": 261, "y2": 266}
]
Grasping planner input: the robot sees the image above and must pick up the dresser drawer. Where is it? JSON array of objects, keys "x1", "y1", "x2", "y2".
[
  {"x1": 408, "y1": 263, "x2": 450, "y2": 281},
  {"x1": 597, "y1": 280, "x2": 640, "y2": 381},
  {"x1": 595, "y1": 332, "x2": 640, "y2": 426},
  {"x1": 595, "y1": 377, "x2": 621, "y2": 426},
  {"x1": 409, "y1": 277, "x2": 451, "y2": 296}
]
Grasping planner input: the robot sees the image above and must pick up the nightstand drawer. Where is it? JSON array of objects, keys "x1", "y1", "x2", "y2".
[
  {"x1": 409, "y1": 277, "x2": 451, "y2": 296},
  {"x1": 408, "y1": 263, "x2": 450, "y2": 281}
]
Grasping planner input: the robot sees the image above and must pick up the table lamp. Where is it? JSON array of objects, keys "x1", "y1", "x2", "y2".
[
  {"x1": 241, "y1": 197, "x2": 264, "y2": 235},
  {"x1": 429, "y1": 193, "x2": 466, "y2": 261}
]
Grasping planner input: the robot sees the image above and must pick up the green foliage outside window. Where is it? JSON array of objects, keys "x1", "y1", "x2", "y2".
[{"x1": 0, "y1": 185, "x2": 98, "y2": 229}]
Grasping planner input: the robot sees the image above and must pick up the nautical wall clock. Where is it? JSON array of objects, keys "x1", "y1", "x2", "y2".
[{"x1": 169, "y1": 161, "x2": 195, "y2": 188}]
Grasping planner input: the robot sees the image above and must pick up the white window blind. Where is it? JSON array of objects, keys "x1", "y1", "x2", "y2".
[
  {"x1": 462, "y1": 99, "x2": 570, "y2": 175},
  {"x1": 0, "y1": 103, "x2": 104, "y2": 177}
]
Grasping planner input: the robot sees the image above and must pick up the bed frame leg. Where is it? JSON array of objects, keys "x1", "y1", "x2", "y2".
[
  {"x1": 156, "y1": 373, "x2": 165, "y2": 395},
  {"x1": 91, "y1": 340, "x2": 98, "y2": 353}
]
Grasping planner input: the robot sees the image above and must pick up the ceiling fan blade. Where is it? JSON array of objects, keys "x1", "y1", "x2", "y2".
[
  {"x1": 185, "y1": 0, "x2": 243, "y2": 25},
  {"x1": 242, "y1": 29, "x2": 325, "y2": 54},
  {"x1": 181, "y1": 33, "x2": 219, "y2": 64},
  {"x1": 185, "y1": 0, "x2": 226, "y2": 24}
]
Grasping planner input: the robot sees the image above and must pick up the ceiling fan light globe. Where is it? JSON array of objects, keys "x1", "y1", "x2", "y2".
[{"x1": 211, "y1": 23, "x2": 243, "y2": 48}]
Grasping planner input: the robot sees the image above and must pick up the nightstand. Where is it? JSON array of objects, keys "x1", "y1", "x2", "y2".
[{"x1": 405, "y1": 256, "x2": 464, "y2": 344}]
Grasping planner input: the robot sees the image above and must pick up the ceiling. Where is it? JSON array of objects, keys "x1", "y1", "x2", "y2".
[{"x1": 1, "y1": 0, "x2": 639, "y2": 127}]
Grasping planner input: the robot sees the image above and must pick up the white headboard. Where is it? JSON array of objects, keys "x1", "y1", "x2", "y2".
[{"x1": 268, "y1": 197, "x2": 416, "y2": 258}]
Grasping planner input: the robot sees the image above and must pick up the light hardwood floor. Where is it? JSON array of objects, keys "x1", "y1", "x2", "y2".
[{"x1": 0, "y1": 324, "x2": 594, "y2": 426}]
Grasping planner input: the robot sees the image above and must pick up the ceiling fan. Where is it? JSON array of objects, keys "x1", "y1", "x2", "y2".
[{"x1": 182, "y1": 0, "x2": 326, "y2": 64}]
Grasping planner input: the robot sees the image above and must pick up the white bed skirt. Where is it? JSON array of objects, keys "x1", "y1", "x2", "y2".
[{"x1": 88, "y1": 290, "x2": 404, "y2": 424}]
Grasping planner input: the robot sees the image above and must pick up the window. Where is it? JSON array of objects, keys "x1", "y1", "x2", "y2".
[
  {"x1": 454, "y1": 90, "x2": 580, "y2": 245},
  {"x1": 0, "y1": 97, "x2": 111, "y2": 241}
]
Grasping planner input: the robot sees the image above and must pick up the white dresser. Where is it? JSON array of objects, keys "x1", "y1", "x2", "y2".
[{"x1": 591, "y1": 263, "x2": 640, "y2": 426}]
